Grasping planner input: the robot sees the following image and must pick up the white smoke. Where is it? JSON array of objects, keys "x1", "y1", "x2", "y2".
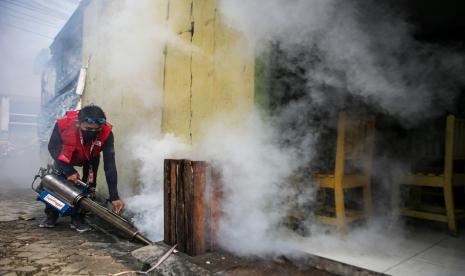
[
  {"x1": 126, "y1": 134, "x2": 189, "y2": 241},
  {"x1": 220, "y1": 0, "x2": 465, "y2": 125},
  {"x1": 125, "y1": 109, "x2": 317, "y2": 254},
  {"x1": 105, "y1": 0, "x2": 465, "y2": 260},
  {"x1": 0, "y1": 1, "x2": 77, "y2": 189},
  {"x1": 203, "y1": 0, "x2": 465, "y2": 260},
  {"x1": 193, "y1": 111, "x2": 317, "y2": 255},
  {"x1": 92, "y1": 0, "x2": 195, "y2": 240}
]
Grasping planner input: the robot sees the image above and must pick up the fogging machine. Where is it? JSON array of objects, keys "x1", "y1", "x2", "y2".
[{"x1": 32, "y1": 167, "x2": 152, "y2": 245}]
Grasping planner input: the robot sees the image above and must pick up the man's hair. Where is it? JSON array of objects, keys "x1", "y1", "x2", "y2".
[{"x1": 78, "y1": 105, "x2": 106, "y2": 123}]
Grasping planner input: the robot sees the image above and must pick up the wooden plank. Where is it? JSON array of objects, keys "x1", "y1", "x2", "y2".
[
  {"x1": 163, "y1": 158, "x2": 221, "y2": 256},
  {"x1": 444, "y1": 115, "x2": 457, "y2": 234},
  {"x1": 178, "y1": 159, "x2": 193, "y2": 254},
  {"x1": 210, "y1": 166, "x2": 222, "y2": 251},
  {"x1": 192, "y1": 161, "x2": 206, "y2": 255},
  {"x1": 315, "y1": 175, "x2": 335, "y2": 188},
  {"x1": 342, "y1": 175, "x2": 370, "y2": 188},
  {"x1": 170, "y1": 160, "x2": 178, "y2": 244},
  {"x1": 174, "y1": 160, "x2": 183, "y2": 252},
  {"x1": 163, "y1": 159, "x2": 216, "y2": 256},
  {"x1": 164, "y1": 159, "x2": 177, "y2": 245},
  {"x1": 400, "y1": 209, "x2": 448, "y2": 222},
  {"x1": 399, "y1": 175, "x2": 444, "y2": 187},
  {"x1": 334, "y1": 112, "x2": 347, "y2": 231},
  {"x1": 163, "y1": 159, "x2": 171, "y2": 244}
]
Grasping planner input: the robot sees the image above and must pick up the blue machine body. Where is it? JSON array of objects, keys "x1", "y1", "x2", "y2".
[{"x1": 37, "y1": 184, "x2": 92, "y2": 216}]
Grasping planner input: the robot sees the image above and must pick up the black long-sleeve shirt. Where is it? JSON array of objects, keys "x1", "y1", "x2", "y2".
[{"x1": 48, "y1": 123, "x2": 120, "y2": 201}]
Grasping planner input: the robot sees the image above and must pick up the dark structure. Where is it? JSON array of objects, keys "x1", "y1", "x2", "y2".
[{"x1": 164, "y1": 159, "x2": 221, "y2": 256}]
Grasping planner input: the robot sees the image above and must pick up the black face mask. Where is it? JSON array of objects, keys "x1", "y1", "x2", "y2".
[{"x1": 82, "y1": 130, "x2": 98, "y2": 142}]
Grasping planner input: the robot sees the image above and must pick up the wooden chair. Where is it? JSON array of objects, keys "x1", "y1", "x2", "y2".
[
  {"x1": 314, "y1": 112, "x2": 376, "y2": 232},
  {"x1": 392, "y1": 115, "x2": 465, "y2": 235}
]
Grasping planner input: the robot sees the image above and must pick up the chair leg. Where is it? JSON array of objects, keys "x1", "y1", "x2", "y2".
[
  {"x1": 444, "y1": 183, "x2": 457, "y2": 235},
  {"x1": 334, "y1": 185, "x2": 346, "y2": 232}
]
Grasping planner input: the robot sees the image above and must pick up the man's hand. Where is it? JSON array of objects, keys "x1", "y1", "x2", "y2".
[
  {"x1": 67, "y1": 173, "x2": 80, "y2": 183},
  {"x1": 111, "y1": 199, "x2": 126, "y2": 214}
]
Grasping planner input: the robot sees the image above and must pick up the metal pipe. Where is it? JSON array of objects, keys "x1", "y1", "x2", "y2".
[
  {"x1": 79, "y1": 198, "x2": 152, "y2": 245},
  {"x1": 39, "y1": 174, "x2": 84, "y2": 206},
  {"x1": 38, "y1": 174, "x2": 152, "y2": 245}
]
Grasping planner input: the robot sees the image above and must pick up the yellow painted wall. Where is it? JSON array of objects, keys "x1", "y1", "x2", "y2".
[
  {"x1": 162, "y1": 0, "x2": 255, "y2": 144},
  {"x1": 79, "y1": 0, "x2": 254, "y2": 192}
]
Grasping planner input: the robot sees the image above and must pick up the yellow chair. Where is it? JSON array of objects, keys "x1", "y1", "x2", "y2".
[
  {"x1": 314, "y1": 112, "x2": 376, "y2": 232},
  {"x1": 392, "y1": 115, "x2": 465, "y2": 235}
]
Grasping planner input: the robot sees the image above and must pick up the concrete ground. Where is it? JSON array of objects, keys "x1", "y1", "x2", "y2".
[{"x1": 0, "y1": 187, "x2": 143, "y2": 276}]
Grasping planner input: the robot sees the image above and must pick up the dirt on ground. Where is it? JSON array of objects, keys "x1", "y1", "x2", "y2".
[
  {"x1": 0, "y1": 187, "x2": 143, "y2": 275},
  {"x1": 0, "y1": 186, "x2": 335, "y2": 276}
]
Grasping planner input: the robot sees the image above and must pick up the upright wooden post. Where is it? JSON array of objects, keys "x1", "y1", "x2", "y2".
[
  {"x1": 164, "y1": 159, "x2": 220, "y2": 256},
  {"x1": 334, "y1": 112, "x2": 347, "y2": 232},
  {"x1": 210, "y1": 167, "x2": 223, "y2": 251},
  {"x1": 444, "y1": 115, "x2": 457, "y2": 235}
]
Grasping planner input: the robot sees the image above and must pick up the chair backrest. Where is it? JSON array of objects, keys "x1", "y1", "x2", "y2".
[{"x1": 335, "y1": 112, "x2": 376, "y2": 175}]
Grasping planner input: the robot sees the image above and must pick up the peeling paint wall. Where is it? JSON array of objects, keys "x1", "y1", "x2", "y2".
[
  {"x1": 80, "y1": 0, "x2": 254, "y2": 193},
  {"x1": 162, "y1": 0, "x2": 255, "y2": 144}
]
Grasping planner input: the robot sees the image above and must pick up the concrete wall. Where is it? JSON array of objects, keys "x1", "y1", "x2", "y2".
[{"x1": 80, "y1": 0, "x2": 254, "y2": 194}]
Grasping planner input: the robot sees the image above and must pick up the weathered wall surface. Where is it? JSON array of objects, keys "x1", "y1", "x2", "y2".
[
  {"x1": 81, "y1": 0, "x2": 167, "y2": 194},
  {"x1": 163, "y1": 0, "x2": 255, "y2": 144},
  {"x1": 80, "y1": 0, "x2": 254, "y2": 194}
]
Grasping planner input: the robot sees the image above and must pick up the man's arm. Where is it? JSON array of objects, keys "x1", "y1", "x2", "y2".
[
  {"x1": 48, "y1": 123, "x2": 77, "y2": 177},
  {"x1": 102, "y1": 132, "x2": 125, "y2": 213},
  {"x1": 102, "y1": 132, "x2": 119, "y2": 201}
]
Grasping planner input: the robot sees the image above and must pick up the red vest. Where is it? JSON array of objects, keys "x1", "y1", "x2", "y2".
[{"x1": 56, "y1": 110, "x2": 112, "y2": 165}]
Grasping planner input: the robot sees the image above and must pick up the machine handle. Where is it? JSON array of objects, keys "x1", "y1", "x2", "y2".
[{"x1": 76, "y1": 179, "x2": 90, "y2": 188}]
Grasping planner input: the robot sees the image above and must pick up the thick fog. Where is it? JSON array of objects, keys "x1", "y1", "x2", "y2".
[{"x1": 0, "y1": 1, "x2": 79, "y2": 188}]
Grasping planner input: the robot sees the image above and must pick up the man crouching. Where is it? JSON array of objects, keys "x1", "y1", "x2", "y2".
[{"x1": 40, "y1": 105, "x2": 126, "y2": 232}]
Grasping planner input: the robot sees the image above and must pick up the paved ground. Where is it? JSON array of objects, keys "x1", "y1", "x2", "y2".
[
  {"x1": 296, "y1": 223, "x2": 465, "y2": 276},
  {"x1": 0, "y1": 186, "x2": 335, "y2": 276},
  {"x1": 0, "y1": 187, "x2": 144, "y2": 276}
]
